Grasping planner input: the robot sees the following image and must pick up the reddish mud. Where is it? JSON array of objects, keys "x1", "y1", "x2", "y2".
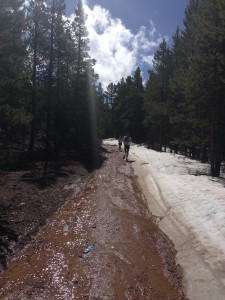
[{"x1": 0, "y1": 145, "x2": 188, "y2": 299}]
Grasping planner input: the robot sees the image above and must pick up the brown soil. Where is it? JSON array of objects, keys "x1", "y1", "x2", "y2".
[
  {"x1": 0, "y1": 145, "x2": 188, "y2": 299},
  {"x1": 0, "y1": 158, "x2": 91, "y2": 271}
]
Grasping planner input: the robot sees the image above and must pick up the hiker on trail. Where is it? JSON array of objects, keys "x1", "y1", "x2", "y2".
[
  {"x1": 123, "y1": 134, "x2": 132, "y2": 161},
  {"x1": 118, "y1": 136, "x2": 123, "y2": 151}
]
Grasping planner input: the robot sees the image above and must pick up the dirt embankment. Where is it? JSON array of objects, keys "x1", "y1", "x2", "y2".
[
  {"x1": 0, "y1": 158, "x2": 90, "y2": 272},
  {"x1": 0, "y1": 145, "x2": 188, "y2": 299}
]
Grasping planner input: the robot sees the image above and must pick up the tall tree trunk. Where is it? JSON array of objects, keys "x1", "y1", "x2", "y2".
[
  {"x1": 210, "y1": 101, "x2": 223, "y2": 177},
  {"x1": 46, "y1": 0, "x2": 55, "y2": 155},
  {"x1": 29, "y1": 21, "x2": 38, "y2": 153}
]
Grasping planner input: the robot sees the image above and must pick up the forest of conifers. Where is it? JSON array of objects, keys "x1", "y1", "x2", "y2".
[{"x1": 1, "y1": 0, "x2": 225, "y2": 177}]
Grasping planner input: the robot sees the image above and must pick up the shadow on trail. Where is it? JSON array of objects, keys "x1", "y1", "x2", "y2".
[
  {"x1": 21, "y1": 160, "x2": 73, "y2": 189},
  {"x1": 0, "y1": 204, "x2": 18, "y2": 271},
  {"x1": 126, "y1": 159, "x2": 136, "y2": 163},
  {"x1": 0, "y1": 148, "x2": 108, "y2": 272},
  {"x1": 19, "y1": 148, "x2": 108, "y2": 189},
  {"x1": 100, "y1": 146, "x2": 113, "y2": 154},
  {"x1": 0, "y1": 144, "x2": 108, "y2": 190}
]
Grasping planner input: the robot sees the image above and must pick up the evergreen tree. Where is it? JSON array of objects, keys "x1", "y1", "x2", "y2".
[
  {"x1": 144, "y1": 40, "x2": 172, "y2": 151},
  {"x1": 185, "y1": 0, "x2": 225, "y2": 176},
  {"x1": 26, "y1": 0, "x2": 49, "y2": 153},
  {"x1": 96, "y1": 83, "x2": 111, "y2": 138},
  {"x1": 70, "y1": 0, "x2": 99, "y2": 159},
  {"x1": 0, "y1": 0, "x2": 31, "y2": 142},
  {"x1": 113, "y1": 69, "x2": 144, "y2": 142},
  {"x1": 45, "y1": 0, "x2": 67, "y2": 154},
  {"x1": 169, "y1": 27, "x2": 188, "y2": 154},
  {"x1": 132, "y1": 67, "x2": 144, "y2": 142},
  {"x1": 113, "y1": 78, "x2": 127, "y2": 137},
  {"x1": 143, "y1": 70, "x2": 159, "y2": 149},
  {"x1": 115, "y1": 76, "x2": 133, "y2": 137},
  {"x1": 105, "y1": 82, "x2": 117, "y2": 137},
  {"x1": 52, "y1": 0, "x2": 70, "y2": 153}
]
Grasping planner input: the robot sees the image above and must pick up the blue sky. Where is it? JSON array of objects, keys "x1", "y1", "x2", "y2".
[{"x1": 65, "y1": 0, "x2": 188, "y2": 88}]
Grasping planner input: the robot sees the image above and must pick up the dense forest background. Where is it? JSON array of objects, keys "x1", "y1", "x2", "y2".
[{"x1": 0, "y1": 0, "x2": 225, "y2": 177}]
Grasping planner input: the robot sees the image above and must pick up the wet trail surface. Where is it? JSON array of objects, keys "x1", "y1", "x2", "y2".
[{"x1": 0, "y1": 145, "x2": 187, "y2": 300}]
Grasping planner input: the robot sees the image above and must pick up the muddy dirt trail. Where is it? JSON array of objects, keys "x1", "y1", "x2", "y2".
[{"x1": 0, "y1": 145, "x2": 188, "y2": 300}]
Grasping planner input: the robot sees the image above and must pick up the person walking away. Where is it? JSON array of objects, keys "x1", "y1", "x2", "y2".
[
  {"x1": 123, "y1": 134, "x2": 132, "y2": 161},
  {"x1": 118, "y1": 136, "x2": 123, "y2": 151}
]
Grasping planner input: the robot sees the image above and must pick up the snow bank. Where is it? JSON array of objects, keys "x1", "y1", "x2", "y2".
[{"x1": 103, "y1": 139, "x2": 225, "y2": 272}]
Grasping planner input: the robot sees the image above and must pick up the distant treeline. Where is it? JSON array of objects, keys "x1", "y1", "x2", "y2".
[
  {"x1": 102, "y1": 0, "x2": 225, "y2": 177},
  {"x1": 1, "y1": 0, "x2": 225, "y2": 176}
]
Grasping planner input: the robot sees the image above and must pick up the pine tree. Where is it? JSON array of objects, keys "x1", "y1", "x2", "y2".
[
  {"x1": 187, "y1": 0, "x2": 225, "y2": 176},
  {"x1": 26, "y1": 0, "x2": 49, "y2": 153},
  {"x1": 112, "y1": 69, "x2": 144, "y2": 142},
  {"x1": 144, "y1": 39, "x2": 172, "y2": 151},
  {"x1": 0, "y1": 0, "x2": 31, "y2": 142},
  {"x1": 45, "y1": 0, "x2": 56, "y2": 155},
  {"x1": 169, "y1": 27, "x2": 188, "y2": 154},
  {"x1": 106, "y1": 82, "x2": 117, "y2": 137},
  {"x1": 96, "y1": 83, "x2": 111, "y2": 138},
  {"x1": 70, "y1": 0, "x2": 99, "y2": 159},
  {"x1": 132, "y1": 67, "x2": 144, "y2": 142},
  {"x1": 114, "y1": 76, "x2": 134, "y2": 137}
]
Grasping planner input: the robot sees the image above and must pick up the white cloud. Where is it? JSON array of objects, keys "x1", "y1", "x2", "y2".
[
  {"x1": 142, "y1": 54, "x2": 154, "y2": 65},
  {"x1": 70, "y1": 4, "x2": 165, "y2": 89}
]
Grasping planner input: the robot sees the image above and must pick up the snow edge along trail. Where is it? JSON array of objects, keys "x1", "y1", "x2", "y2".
[{"x1": 103, "y1": 139, "x2": 225, "y2": 300}]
